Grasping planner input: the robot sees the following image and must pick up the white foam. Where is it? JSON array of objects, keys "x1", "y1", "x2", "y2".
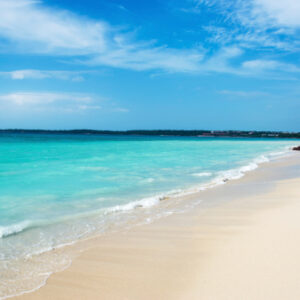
[
  {"x1": 104, "y1": 148, "x2": 293, "y2": 215},
  {"x1": 207, "y1": 147, "x2": 292, "y2": 188},
  {"x1": 268, "y1": 145, "x2": 296, "y2": 160},
  {"x1": 211, "y1": 160, "x2": 261, "y2": 185},
  {"x1": 144, "y1": 177, "x2": 155, "y2": 183},
  {"x1": 105, "y1": 195, "x2": 164, "y2": 213},
  {"x1": 192, "y1": 172, "x2": 212, "y2": 177},
  {"x1": 0, "y1": 221, "x2": 32, "y2": 239},
  {"x1": 254, "y1": 155, "x2": 269, "y2": 164}
]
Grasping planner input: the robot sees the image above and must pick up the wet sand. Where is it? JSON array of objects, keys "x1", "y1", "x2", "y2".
[{"x1": 17, "y1": 153, "x2": 300, "y2": 300}]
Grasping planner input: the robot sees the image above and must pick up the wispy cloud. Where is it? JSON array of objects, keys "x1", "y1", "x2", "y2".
[
  {"x1": 0, "y1": 0, "x2": 107, "y2": 55},
  {"x1": 87, "y1": 44, "x2": 204, "y2": 72},
  {"x1": 0, "y1": 92, "x2": 129, "y2": 114},
  {"x1": 185, "y1": 0, "x2": 300, "y2": 52},
  {"x1": 247, "y1": 0, "x2": 300, "y2": 28},
  {"x1": 219, "y1": 89, "x2": 269, "y2": 98},
  {"x1": 192, "y1": 0, "x2": 300, "y2": 29},
  {"x1": 113, "y1": 107, "x2": 129, "y2": 113},
  {"x1": 0, "y1": 92, "x2": 92, "y2": 105},
  {"x1": 241, "y1": 59, "x2": 300, "y2": 73},
  {"x1": 115, "y1": 4, "x2": 128, "y2": 12},
  {"x1": 172, "y1": 0, "x2": 300, "y2": 79},
  {"x1": 0, "y1": 92, "x2": 100, "y2": 113},
  {"x1": 0, "y1": 0, "x2": 204, "y2": 73},
  {"x1": 0, "y1": 70, "x2": 89, "y2": 81},
  {"x1": 0, "y1": 0, "x2": 299, "y2": 77}
]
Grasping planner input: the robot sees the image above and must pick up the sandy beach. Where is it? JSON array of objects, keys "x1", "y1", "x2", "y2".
[
  {"x1": 2, "y1": 0, "x2": 300, "y2": 298},
  {"x1": 16, "y1": 153, "x2": 300, "y2": 300}
]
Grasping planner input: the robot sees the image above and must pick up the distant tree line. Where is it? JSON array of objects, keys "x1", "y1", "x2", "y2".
[{"x1": 0, "y1": 129, "x2": 300, "y2": 138}]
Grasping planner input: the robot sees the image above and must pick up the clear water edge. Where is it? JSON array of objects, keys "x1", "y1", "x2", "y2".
[{"x1": 0, "y1": 134, "x2": 299, "y2": 299}]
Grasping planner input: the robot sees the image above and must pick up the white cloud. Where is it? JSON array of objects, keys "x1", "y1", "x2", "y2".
[
  {"x1": 0, "y1": 92, "x2": 129, "y2": 114},
  {"x1": 193, "y1": 0, "x2": 300, "y2": 29},
  {"x1": 241, "y1": 59, "x2": 300, "y2": 73},
  {"x1": 192, "y1": 0, "x2": 300, "y2": 52},
  {"x1": 253, "y1": 0, "x2": 300, "y2": 28},
  {"x1": 219, "y1": 89, "x2": 269, "y2": 97},
  {"x1": 77, "y1": 104, "x2": 102, "y2": 110},
  {"x1": 113, "y1": 107, "x2": 129, "y2": 113},
  {"x1": 0, "y1": 0, "x2": 107, "y2": 55},
  {"x1": 201, "y1": 46, "x2": 243, "y2": 74},
  {"x1": 0, "y1": 69, "x2": 89, "y2": 81},
  {"x1": 0, "y1": 0, "x2": 204, "y2": 73},
  {"x1": 0, "y1": 0, "x2": 298, "y2": 77},
  {"x1": 0, "y1": 92, "x2": 92, "y2": 106},
  {"x1": 89, "y1": 45, "x2": 204, "y2": 72}
]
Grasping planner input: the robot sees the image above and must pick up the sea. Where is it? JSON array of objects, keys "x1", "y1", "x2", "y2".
[{"x1": 0, "y1": 133, "x2": 298, "y2": 298}]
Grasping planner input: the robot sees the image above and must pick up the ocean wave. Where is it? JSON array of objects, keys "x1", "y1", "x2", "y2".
[
  {"x1": 1, "y1": 148, "x2": 292, "y2": 242},
  {"x1": 192, "y1": 172, "x2": 212, "y2": 177},
  {"x1": 207, "y1": 148, "x2": 291, "y2": 187},
  {"x1": 102, "y1": 147, "x2": 293, "y2": 215},
  {"x1": 213, "y1": 163, "x2": 257, "y2": 184},
  {"x1": 105, "y1": 195, "x2": 165, "y2": 213},
  {"x1": 102, "y1": 161, "x2": 260, "y2": 215},
  {"x1": 0, "y1": 221, "x2": 32, "y2": 239},
  {"x1": 143, "y1": 177, "x2": 155, "y2": 183},
  {"x1": 253, "y1": 155, "x2": 269, "y2": 164}
]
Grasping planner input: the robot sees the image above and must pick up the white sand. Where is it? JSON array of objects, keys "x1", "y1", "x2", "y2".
[{"x1": 17, "y1": 154, "x2": 300, "y2": 300}]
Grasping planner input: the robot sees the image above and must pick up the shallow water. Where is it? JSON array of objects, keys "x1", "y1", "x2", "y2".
[{"x1": 0, "y1": 133, "x2": 298, "y2": 298}]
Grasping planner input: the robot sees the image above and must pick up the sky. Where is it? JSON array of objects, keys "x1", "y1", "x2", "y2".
[{"x1": 0, "y1": 0, "x2": 299, "y2": 131}]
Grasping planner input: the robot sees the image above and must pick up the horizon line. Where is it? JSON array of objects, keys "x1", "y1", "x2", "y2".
[{"x1": 0, "y1": 129, "x2": 300, "y2": 134}]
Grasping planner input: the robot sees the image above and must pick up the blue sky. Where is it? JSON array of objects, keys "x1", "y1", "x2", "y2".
[{"x1": 0, "y1": 0, "x2": 299, "y2": 131}]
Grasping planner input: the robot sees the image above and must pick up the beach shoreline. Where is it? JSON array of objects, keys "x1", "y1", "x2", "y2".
[{"x1": 13, "y1": 152, "x2": 300, "y2": 300}]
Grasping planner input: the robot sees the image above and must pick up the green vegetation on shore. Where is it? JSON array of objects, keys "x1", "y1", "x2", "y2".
[{"x1": 1, "y1": 129, "x2": 300, "y2": 138}]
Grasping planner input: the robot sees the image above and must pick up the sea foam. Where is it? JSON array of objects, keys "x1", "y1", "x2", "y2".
[
  {"x1": 192, "y1": 172, "x2": 212, "y2": 177},
  {"x1": 0, "y1": 221, "x2": 32, "y2": 239}
]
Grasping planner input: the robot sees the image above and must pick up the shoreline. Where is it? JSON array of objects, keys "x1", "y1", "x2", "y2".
[
  {"x1": 1, "y1": 129, "x2": 300, "y2": 139},
  {"x1": 1, "y1": 146, "x2": 296, "y2": 299},
  {"x1": 15, "y1": 152, "x2": 300, "y2": 299}
]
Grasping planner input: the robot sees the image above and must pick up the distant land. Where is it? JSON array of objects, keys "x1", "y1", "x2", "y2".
[{"x1": 1, "y1": 129, "x2": 300, "y2": 138}]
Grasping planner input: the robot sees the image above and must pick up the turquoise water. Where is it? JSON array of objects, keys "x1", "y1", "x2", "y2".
[{"x1": 0, "y1": 133, "x2": 298, "y2": 298}]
